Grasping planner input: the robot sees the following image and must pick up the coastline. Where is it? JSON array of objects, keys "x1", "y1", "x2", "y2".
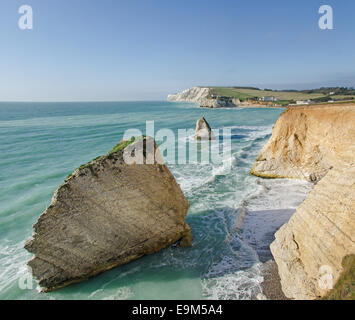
[
  {"x1": 250, "y1": 103, "x2": 355, "y2": 299},
  {"x1": 238, "y1": 178, "x2": 314, "y2": 300},
  {"x1": 260, "y1": 260, "x2": 289, "y2": 300}
]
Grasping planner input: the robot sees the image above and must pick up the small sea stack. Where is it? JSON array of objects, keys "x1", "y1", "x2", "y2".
[
  {"x1": 24, "y1": 136, "x2": 191, "y2": 292},
  {"x1": 194, "y1": 117, "x2": 215, "y2": 140}
]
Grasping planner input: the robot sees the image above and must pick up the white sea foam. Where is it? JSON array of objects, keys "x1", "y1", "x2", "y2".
[
  {"x1": 102, "y1": 287, "x2": 134, "y2": 300},
  {"x1": 0, "y1": 102, "x2": 286, "y2": 300},
  {"x1": 202, "y1": 263, "x2": 263, "y2": 300},
  {"x1": 245, "y1": 178, "x2": 313, "y2": 211},
  {"x1": 0, "y1": 240, "x2": 31, "y2": 295}
]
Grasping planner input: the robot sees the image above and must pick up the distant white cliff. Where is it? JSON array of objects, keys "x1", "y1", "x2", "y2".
[
  {"x1": 167, "y1": 87, "x2": 211, "y2": 103},
  {"x1": 168, "y1": 87, "x2": 239, "y2": 108}
]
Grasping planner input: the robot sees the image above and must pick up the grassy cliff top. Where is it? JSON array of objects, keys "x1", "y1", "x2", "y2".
[{"x1": 210, "y1": 86, "x2": 355, "y2": 103}]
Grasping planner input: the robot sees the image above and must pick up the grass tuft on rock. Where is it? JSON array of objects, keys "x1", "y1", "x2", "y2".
[
  {"x1": 107, "y1": 136, "x2": 136, "y2": 156},
  {"x1": 322, "y1": 255, "x2": 355, "y2": 300},
  {"x1": 65, "y1": 136, "x2": 140, "y2": 181}
]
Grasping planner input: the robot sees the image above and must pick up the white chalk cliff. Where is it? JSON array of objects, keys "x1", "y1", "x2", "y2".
[
  {"x1": 168, "y1": 87, "x2": 238, "y2": 108},
  {"x1": 168, "y1": 87, "x2": 211, "y2": 103}
]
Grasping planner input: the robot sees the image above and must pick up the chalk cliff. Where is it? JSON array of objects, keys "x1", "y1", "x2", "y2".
[
  {"x1": 168, "y1": 87, "x2": 211, "y2": 103},
  {"x1": 168, "y1": 87, "x2": 238, "y2": 108},
  {"x1": 25, "y1": 136, "x2": 191, "y2": 292},
  {"x1": 251, "y1": 104, "x2": 355, "y2": 299}
]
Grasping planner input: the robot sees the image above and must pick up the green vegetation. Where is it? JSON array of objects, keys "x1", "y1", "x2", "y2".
[
  {"x1": 78, "y1": 155, "x2": 104, "y2": 170},
  {"x1": 211, "y1": 87, "x2": 253, "y2": 100},
  {"x1": 311, "y1": 96, "x2": 333, "y2": 103},
  {"x1": 220, "y1": 87, "x2": 323, "y2": 100},
  {"x1": 107, "y1": 136, "x2": 136, "y2": 156},
  {"x1": 65, "y1": 136, "x2": 140, "y2": 180},
  {"x1": 278, "y1": 100, "x2": 292, "y2": 106},
  {"x1": 301, "y1": 87, "x2": 355, "y2": 95},
  {"x1": 322, "y1": 255, "x2": 355, "y2": 300},
  {"x1": 209, "y1": 86, "x2": 355, "y2": 105},
  {"x1": 331, "y1": 95, "x2": 355, "y2": 100}
]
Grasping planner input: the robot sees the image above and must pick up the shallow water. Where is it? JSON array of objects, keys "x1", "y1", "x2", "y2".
[{"x1": 0, "y1": 101, "x2": 310, "y2": 300}]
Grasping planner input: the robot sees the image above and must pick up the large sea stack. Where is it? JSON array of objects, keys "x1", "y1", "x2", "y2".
[
  {"x1": 25, "y1": 136, "x2": 191, "y2": 292},
  {"x1": 251, "y1": 104, "x2": 355, "y2": 299}
]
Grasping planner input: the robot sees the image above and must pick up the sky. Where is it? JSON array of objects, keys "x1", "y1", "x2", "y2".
[{"x1": 0, "y1": 0, "x2": 354, "y2": 101}]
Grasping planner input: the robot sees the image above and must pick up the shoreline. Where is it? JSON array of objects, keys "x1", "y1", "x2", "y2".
[
  {"x1": 249, "y1": 103, "x2": 355, "y2": 299},
  {"x1": 260, "y1": 260, "x2": 289, "y2": 300},
  {"x1": 200, "y1": 100, "x2": 355, "y2": 109},
  {"x1": 238, "y1": 178, "x2": 314, "y2": 300}
]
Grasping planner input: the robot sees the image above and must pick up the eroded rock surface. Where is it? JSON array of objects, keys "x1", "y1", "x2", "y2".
[
  {"x1": 251, "y1": 104, "x2": 355, "y2": 299},
  {"x1": 25, "y1": 137, "x2": 191, "y2": 292},
  {"x1": 251, "y1": 105, "x2": 355, "y2": 182},
  {"x1": 270, "y1": 165, "x2": 355, "y2": 299}
]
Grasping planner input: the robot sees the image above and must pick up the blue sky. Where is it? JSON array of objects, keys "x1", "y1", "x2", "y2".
[{"x1": 0, "y1": 0, "x2": 354, "y2": 101}]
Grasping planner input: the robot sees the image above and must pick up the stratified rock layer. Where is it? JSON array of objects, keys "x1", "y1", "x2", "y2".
[
  {"x1": 251, "y1": 105, "x2": 355, "y2": 182},
  {"x1": 25, "y1": 137, "x2": 191, "y2": 292},
  {"x1": 270, "y1": 165, "x2": 355, "y2": 299},
  {"x1": 251, "y1": 104, "x2": 355, "y2": 299}
]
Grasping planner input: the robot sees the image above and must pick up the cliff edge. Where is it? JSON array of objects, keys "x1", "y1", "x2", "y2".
[
  {"x1": 25, "y1": 136, "x2": 191, "y2": 292},
  {"x1": 251, "y1": 105, "x2": 354, "y2": 182},
  {"x1": 168, "y1": 87, "x2": 238, "y2": 108},
  {"x1": 168, "y1": 87, "x2": 211, "y2": 103},
  {"x1": 251, "y1": 104, "x2": 355, "y2": 299}
]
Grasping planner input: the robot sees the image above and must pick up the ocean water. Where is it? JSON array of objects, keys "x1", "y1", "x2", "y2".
[{"x1": 0, "y1": 101, "x2": 312, "y2": 300}]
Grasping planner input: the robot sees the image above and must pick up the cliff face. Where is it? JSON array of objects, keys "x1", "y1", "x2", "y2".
[
  {"x1": 251, "y1": 104, "x2": 355, "y2": 299},
  {"x1": 167, "y1": 87, "x2": 238, "y2": 108},
  {"x1": 270, "y1": 165, "x2": 355, "y2": 299},
  {"x1": 25, "y1": 137, "x2": 191, "y2": 292},
  {"x1": 251, "y1": 105, "x2": 355, "y2": 182},
  {"x1": 167, "y1": 87, "x2": 211, "y2": 103}
]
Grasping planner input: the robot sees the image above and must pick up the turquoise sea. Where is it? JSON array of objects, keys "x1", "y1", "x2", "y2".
[{"x1": 0, "y1": 101, "x2": 311, "y2": 300}]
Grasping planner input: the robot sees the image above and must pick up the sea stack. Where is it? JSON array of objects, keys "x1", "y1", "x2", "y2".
[
  {"x1": 194, "y1": 117, "x2": 215, "y2": 140},
  {"x1": 24, "y1": 136, "x2": 191, "y2": 292},
  {"x1": 251, "y1": 104, "x2": 355, "y2": 299}
]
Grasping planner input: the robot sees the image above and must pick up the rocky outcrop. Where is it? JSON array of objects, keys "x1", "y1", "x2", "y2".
[
  {"x1": 251, "y1": 105, "x2": 355, "y2": 182},
  {"x1": 168, "y1": 87, "x2": 239, "y2": 108},
  {"x1": 25, "y1": 136, "x2": 191, "y2": 292},
  {"x1": 251, "y1": 104, "x2": 355, "y2": 300},
  {"x1": 270, "y1": 165, "x2": 355, "y2": 299},
  {"x1": 194, "y1": 117, "x2": 215, "y2": 140}
]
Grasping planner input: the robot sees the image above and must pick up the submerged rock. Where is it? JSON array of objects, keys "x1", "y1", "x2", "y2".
[
  {"x1": 194, "y1": 117, "x2": 215, "y2": 140},
  {"x1": 25, "y1": 136, "x2": 191, "y2": 292}
]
